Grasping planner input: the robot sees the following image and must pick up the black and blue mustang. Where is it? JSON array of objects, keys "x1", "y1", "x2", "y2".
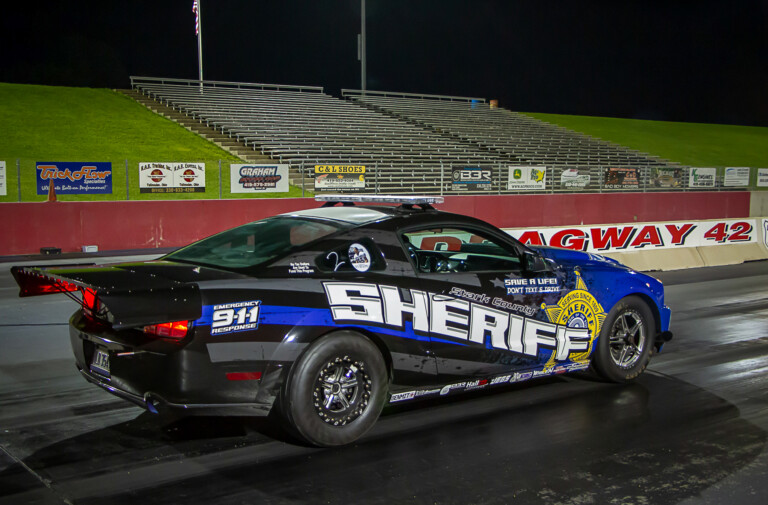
[{"x1": 12, "y1": 195, "x2": 672, "y2": 446}]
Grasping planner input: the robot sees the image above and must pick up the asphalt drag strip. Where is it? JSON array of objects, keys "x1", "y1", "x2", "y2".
[{"x1": 0, "y1": 258, "x2": 766, "y2": 504}]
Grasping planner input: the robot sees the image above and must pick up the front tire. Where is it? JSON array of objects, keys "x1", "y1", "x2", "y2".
[
  {"x1": 592, "y1": 296, "x2": 655, "y2": 383},
  {"x1": 282, "y1": 331, "x2": 387, "y2": 447}
]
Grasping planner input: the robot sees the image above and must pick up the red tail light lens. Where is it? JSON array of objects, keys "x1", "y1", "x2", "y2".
[
  {"x1": 143, "y1": 321, "x2": 189, "y2": 340},
  {"x1": 82, "y1": 288, "x2": 101, "y2": 318}
]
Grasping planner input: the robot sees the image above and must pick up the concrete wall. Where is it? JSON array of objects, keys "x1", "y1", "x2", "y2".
[
  {"x1": 0, "y1": 192, "x2": 752, "y2": 256},
  {"x1": 750, "y1": 191, "x2": 768, "y2": 217}
]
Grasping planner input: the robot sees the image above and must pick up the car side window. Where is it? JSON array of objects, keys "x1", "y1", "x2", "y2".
[{"x1": 402, "y1": 227, "x2": 521, "y2": 274}]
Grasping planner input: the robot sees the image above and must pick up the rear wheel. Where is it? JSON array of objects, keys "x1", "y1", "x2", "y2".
[
  {"x1": 592, "y1": 296, "x2": 655, "y2": 383},
  {"x1": 282, "y1": 331, "x2": 387, "y2": 447}
]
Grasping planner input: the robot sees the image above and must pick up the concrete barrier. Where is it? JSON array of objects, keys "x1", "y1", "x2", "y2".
[
  {"x1": 750, "y1": 192, "x2": 768, "y2": 217},
  {"x1": 503, "y1": 216, "x2": 768, "y2": 272},
  {"x1": 607, "y1": 242, "x2": 767, "y2": 271}
]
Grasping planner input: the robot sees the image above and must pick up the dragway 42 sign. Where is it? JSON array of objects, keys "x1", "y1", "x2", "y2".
[
  {"x1": 36, "y1": 162, "x2": 112, "y2": 195},
  {"x1": 505, "y1": 219, "x2": 758, "y2": 253}
]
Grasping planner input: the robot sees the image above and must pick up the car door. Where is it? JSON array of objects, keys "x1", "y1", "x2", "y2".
[
  {"x1": 400, "y1": 224, "x2": 571, "y2": 382},
  {"x1": 311, "y1": 227, "x2": 440, "y2": 387}
]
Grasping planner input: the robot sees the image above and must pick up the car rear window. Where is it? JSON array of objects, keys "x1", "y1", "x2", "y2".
[{"x1": 164, "y1": 217, "x2": 349, "y2": 271}]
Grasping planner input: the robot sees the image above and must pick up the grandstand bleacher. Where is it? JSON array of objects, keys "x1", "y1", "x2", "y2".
[{"x1": 130, "y1": 77, "x2": 690, "y2": 194}]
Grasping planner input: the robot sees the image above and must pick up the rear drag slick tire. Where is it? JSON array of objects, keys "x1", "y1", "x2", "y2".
[{"x1": 283, "y1": 331, "x2": 387, "y2": 447}]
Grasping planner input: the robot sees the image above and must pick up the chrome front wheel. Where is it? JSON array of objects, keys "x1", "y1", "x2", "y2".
[
  {"x1": 593, "y1": 296, "x2": 655, "y2": 383},
  {"x1": 609, "y1": 309, "x2": 647, "y2": 369}
]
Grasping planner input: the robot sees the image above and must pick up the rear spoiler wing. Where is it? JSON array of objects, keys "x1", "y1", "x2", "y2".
[{"x1": 11, "y1": 265, "x2": 202, "y2": 329}]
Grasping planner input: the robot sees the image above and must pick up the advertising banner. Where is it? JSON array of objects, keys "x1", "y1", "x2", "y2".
[
  {"x1": 757, "y1": 168, "x2": 768, "y2": 188},
  {"x1": 688, "y1": 167, "x2": 716, "y2": 188},
  {"x1": 451, "y1": 167, "x2": 493, "y2": 191},
  {"x1": 36, "y1": 162, "x2": 112, "y2": 195},
  {"x1": 603, "y1": 167, "x2": 639, "y2": 189},
  {"x1": 559, "y1": 168, "x2": 590, "y2": 189},
  {"x1": 651, "y1": 167, "x2": 684, "y2": 188},
  {"x1": 0, "y1": 161, "x2": 6, "y2": 196},
  {"x1": 314, "y1": 165, "x2": 365, "y2": 191},
  {"x1": 507, "y1": 166, "x2": 546, "y2": 191},
  {"x1": 230, "y1": 164, "x2": 289, "y2": 193},
  {"x1": 724, "y1": 167, "x2": 750, "y2": 187},
  {"x1": 139, "y1": 162, "x2": 205, "y2": 193},
  {"x1": 504, "y1": 218, "x2": 758, "y2": 254}
]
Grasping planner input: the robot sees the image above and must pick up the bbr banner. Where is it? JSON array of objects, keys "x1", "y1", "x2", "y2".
[{"x1": 452, "y1": 167, "x2": 493, "y2": 191}]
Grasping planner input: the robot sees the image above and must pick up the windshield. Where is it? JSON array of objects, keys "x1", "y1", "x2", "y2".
[{"x1": 165, "y1": 217, "x2": 349, "y2": 271}]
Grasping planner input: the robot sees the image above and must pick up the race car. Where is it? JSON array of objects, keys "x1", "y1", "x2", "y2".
[{"x1": 12, "y1": 195, "x2": 672, "y2": 447}]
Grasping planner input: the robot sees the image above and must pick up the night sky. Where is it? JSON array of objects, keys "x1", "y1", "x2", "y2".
[{"x1": 3, "y1": 0, "x2": 767, "y2": 126}]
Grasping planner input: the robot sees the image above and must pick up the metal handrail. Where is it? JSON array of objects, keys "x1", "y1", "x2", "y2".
[
  {"x1": 342, "y1": 89, "x2": 486, "y2": 103},
  {"x1": 130, "y1": 76, "x2": 324, "y2": 93}
]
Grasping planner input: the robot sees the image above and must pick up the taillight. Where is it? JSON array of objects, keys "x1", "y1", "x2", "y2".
[
  {"x1": 143, "y1": 321, "x2": 189, "y2": 340},
  {"x1": 82, "y1": 288, "x2": 100, "y2": 318}
]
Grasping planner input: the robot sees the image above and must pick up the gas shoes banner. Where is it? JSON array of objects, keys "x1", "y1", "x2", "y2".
[
  {"x1": 139, "y1": 163, "x2": 205, "y2": 193},
  {"x1": 504, "y1": 219, "x2": 758, "y2": 253},
  {"x1": 314, "y1": 165, "x2": 366, "y2": 191},
  {"x1": 36, "y1": 162, "x2": 112, "y2": 195}
]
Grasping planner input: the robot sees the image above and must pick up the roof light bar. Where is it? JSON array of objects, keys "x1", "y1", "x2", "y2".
[{"x1": 315, "y1": 195, "x2": 444, "y2": 205}]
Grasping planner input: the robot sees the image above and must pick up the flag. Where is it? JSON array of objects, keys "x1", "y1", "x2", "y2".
[{"x1": 192, "y1": 0, "x2": 199, "y2": 35}]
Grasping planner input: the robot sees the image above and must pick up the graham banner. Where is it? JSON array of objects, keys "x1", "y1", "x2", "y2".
[
  {"x1": 504, "y1": 219, "x2": 758, "y2": 253},
  {"x1": 139, "y1": 163, "x2": 205, "y2": 193},
  {"x1": 36, "y1": 162, "x2": 112, "y2": 195},
  {"x1": 314, "y1": 165, "x2": 365, "y2": 191},
  {"x1": 231, "y1": 164, "x2": 289, "y2": 193}
]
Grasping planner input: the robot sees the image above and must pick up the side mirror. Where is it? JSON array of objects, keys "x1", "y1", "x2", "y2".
[{"x1": 523, "y1": 251, "x2": 548, "y2": 273}]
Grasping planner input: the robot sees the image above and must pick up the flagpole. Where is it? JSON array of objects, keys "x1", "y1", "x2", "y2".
[{"x1": 195, "y1": 0, "x2": 204, "y2": 91}]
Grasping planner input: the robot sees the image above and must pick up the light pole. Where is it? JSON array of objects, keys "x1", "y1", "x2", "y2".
[{"x1": 359, "y1": 0, "x2": 366, "y2": 92}]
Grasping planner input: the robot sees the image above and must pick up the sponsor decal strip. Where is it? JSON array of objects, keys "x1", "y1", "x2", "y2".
[{"x1": 390, "y1": 363, "x2": 591, "y2": 403}]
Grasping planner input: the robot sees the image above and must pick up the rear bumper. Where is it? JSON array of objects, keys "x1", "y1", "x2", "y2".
[
  {"x1": 78, "y1": 365, "x2": 273, "y2": 416},
  {"x1": 70, "y1": 311, "x2": 275, "y2": 416}
]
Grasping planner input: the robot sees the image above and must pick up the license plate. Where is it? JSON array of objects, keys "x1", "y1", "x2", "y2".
[{"x1": 90, "y1": 349, "x2": 111, "y2": 377}]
